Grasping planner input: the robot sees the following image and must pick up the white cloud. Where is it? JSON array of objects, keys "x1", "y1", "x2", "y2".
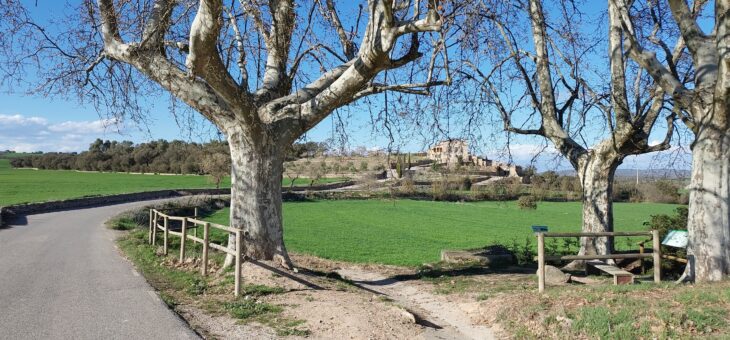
[{"x1": 0, "y1": 114, "x2": 124, "y2": 152}]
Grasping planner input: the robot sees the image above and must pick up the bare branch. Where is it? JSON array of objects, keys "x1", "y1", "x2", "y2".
[
  {"x1": 610, "y1": 0, "x2": 694, "y2": 110},
  {"x1": 318, "y1": 0, "x2": 357, "y2": 59},
  {"x1": 186, "y1": 0, "x2": 249, "y2": 118}
]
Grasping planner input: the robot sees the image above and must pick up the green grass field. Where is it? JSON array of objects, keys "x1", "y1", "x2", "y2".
[
  {"x1": 0, "y1": 159, "x2": 345, "y2": 205},
  {"x1": 204, "y1": 199, "x2": 680, "y2": 266}
]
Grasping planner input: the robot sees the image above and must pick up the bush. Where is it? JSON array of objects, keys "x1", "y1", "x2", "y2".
[
  {"x1": 643, "y1": 206, "x2": 688, "y2": 277},
  {"x1": 399, "y1": 178, "x2": 416, "y2": 195},
  {"x1": 431, "y1": 180, "x2": 447, "y2": 200},
  {"x1": 460, "y1": 177, "x2": 472, "y2": 191},
  {"x1": 612, "y1": 181, "x2": 638, "y2": 202},
  {"x1": 517, "y1": 195, "x2": 537, "y2": 210}
]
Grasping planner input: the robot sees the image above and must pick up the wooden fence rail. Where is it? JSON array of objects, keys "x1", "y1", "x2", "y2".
[
  {"x1": 148, "y1": 208, "x2": 242, "y2": 297},
  {"x1": 536, "y1": 230, "x2": 661, "y2": 292}
]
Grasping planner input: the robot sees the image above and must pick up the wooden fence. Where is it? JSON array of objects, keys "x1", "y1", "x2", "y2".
[
  {"x1": 149, "y1": 208, "x2": 243, "y2": 297},
  {"x1": 536, "y1": 230, "x2": 661, "y2": 292}
]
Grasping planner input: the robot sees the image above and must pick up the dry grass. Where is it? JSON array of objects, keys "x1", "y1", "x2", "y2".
[{"x1": 412, "y1": 261, "x2": 730, "y2": 339}]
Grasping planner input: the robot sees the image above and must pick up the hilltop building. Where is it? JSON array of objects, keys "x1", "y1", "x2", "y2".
[{"x1": 426, "y1": 139, "x2": 527, "y2": 179}]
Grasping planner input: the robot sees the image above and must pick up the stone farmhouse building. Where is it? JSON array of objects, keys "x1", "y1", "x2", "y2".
[{"x1": 427, "y1": 139, "x2": 526, "y2": 179}]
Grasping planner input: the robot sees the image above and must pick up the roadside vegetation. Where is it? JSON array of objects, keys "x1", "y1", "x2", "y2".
[
  {"x1": 111, "y1": 213, "x2": 310, "y2": 337},
  {"x1": 111, "y1": 202, "x2": 726, "y2": 339}
]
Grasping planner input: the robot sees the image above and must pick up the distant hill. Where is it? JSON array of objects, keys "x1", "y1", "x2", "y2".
[{"x1": 553, "y1": 168, "x2": 690, "y2": 180}]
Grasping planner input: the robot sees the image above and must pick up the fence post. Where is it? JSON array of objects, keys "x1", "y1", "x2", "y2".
[
  {"x1": 538, "y1": 232, "x2": 545, "y2": 293},
  {"x1": 151, "y1": 211, "x2": 157, "y2": 245},
  {"x1": 639, "y1": 242, "x2": 645, "y2": 275},
  {"x1": 652, "y1": 229, "x2": 661, "y2": 283},
  {"x1": 234, "y1": 230, "x2": 242, "y2": 297},
  {"x1": 194, "y1": 207, "x2": 199, "y2": 238},
  {"x1": 163, "y1": 216, "x2": 169, "y2": 255},
  {"x1": 148, "y1": 209, "x2": 153, "y2": 244},
  {"x1": 180, "y1": 218, "x2": 187, "y2": 262},
  {"x1": 202, "y1": 222, "x2": 210, "y2": 276}
]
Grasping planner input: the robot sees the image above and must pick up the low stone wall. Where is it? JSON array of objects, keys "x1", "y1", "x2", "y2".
[
  {"x1": 0, "y1": 181, "x2": 355, "y2": 225},
  {"x1": 0, "y1": 188, "x2": 230, "y2": 224},
  {"x1": 284, "y1": 180, "x2": 356, "y2": 192}
]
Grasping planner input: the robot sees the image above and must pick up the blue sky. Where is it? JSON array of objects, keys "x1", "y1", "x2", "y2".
[{"x1": 0, "y1": 0, "x2": 691, "y2": 171}]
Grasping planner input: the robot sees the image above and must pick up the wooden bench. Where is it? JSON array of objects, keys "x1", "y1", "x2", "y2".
[{"x1": 586, "y1": 260, "x2": 634, "y2": 285}]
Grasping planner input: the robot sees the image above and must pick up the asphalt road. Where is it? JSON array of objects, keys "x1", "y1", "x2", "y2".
[{"x1": 0, "y1": 200, "x2": 199, "y2": 340}]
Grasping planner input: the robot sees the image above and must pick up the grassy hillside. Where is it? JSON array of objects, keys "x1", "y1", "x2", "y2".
[
  {"x1": 0, "y1": 164, "x2": 344, "y2": 205},
  {"x1": 204, "y1": 200, "x2": 679, "y2": 266},
  {"x1": 0, "y1": 169, "x2": 225, "y2": 205}
]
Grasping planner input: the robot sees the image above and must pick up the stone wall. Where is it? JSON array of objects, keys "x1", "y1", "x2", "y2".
[
  {"x1": 0, "y1": 181, "x2": 356, "y2": 225},
  {"x1": 0, "y1": 188, "x2": 230, "y2": 224},
  {"x1": 284, "y1": 180, "x2": 355, "y2": 192}
]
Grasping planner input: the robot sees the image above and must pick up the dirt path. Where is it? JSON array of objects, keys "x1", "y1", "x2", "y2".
[{"x1": 336, "y1": 267, "x2": 496, "y2": 340}]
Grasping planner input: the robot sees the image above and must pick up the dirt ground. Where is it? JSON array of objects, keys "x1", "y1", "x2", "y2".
[{"x1": 170, "y1": 254, "x2": 540, "y2": 340}]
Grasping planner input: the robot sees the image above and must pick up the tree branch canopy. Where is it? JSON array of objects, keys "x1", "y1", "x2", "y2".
[{"x1": 2, "y1": 0, "x2": 453, "y2": 144}]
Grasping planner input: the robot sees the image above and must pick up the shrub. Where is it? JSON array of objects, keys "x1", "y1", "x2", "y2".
[
  {"x1": 612, "y1": 181, "x2": 638, "y2": 202},
  {"x1": 643, "y1": 206, "x2": 688, "y2": 277},
  {"x1": 517, "y1": 195, "x2": 537, "y2": 210},
  {"x1": 399, "y1": 178, "x2": 416, "y2": 195},
  {"x1": 460, "y1": 177, "x2": 472, "y2": 191},
  {"x1": 431, "y1": 180, "x2": 450, "y2": 201}
]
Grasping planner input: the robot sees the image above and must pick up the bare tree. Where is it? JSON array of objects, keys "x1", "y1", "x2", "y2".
[
  {"x1": 464, "y1": 0, "x2": 676, "y2": 264},
  {"x1": 284, "y1": 162, "x2": 302, "y2": 190},
  {"x1": 201, "y1": 153, "x2": 231, "y2": 189},
  {"x1": 0, "y1": 0, "x2": 454, "y2": 268},
  {"x1": 610, "y1": 0, "x2": 729, "y2": 282}
]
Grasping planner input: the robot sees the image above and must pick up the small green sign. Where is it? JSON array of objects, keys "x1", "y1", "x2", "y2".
[{"x1": 532, "y1": 226, "x2": 548, "y2": 233}]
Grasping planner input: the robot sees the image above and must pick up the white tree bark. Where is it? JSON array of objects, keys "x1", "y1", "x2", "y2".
[
  {"x1": 575, "y1": 152, "x2": 621, "y2": 257},
  {"x1": 612, "y1": 0, "x2": 730, "y2": 281},
  {"x1": 684, "y1": 112, "x2": 730, "y2": 281},
  {"x1": 224, "y1": 125, "x2": 291, "y2": 267}
]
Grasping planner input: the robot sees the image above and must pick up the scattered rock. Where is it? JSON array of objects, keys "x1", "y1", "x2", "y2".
[
  {"x1": 399, "y1": 309, "x2": 417, "y2": 324},
  {"x1": 556, "y1": 315, "x2": 573, "y2": 327},
  {"x1": 540, "y1": 265, "x2": 571, "y2": 285},
  {"x1": 569, "y1": 276, "x2": 600, "y2": 285}
]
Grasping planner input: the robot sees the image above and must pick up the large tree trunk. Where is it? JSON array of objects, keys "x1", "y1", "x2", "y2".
[
  {"x1": 223, "y1": 127, "x2": 292, "y2": 269},
  {"x1": 564, "y1": 153, "x2": 620, "y2": 270},
  {"x1": 683, "y1": 124, "x2": 730, "y2": 282}
]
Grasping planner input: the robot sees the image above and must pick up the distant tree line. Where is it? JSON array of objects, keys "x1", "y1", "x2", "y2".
[
  {"x1": 9, "y1": 139, "x2": 329, "y2": 175},
  {"x1": 10, "y1": 139, "x2": 227, "y2": 174}
]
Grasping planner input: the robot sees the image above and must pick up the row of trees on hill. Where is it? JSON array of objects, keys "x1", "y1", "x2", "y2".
[
  {"x1": 10, "y1": 139, "x2": 229, "y2": 174},
  {"x1": 9, "y1": 139, "x2": 329, "y2": 176}
]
